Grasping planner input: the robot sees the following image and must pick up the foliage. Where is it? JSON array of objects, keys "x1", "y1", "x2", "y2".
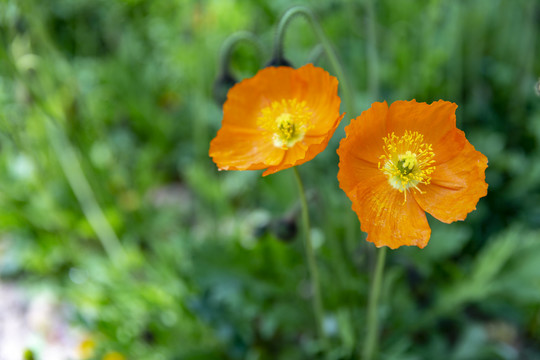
[{"x1": 0, "y1": 0, "x2": 539, "y2": 359}]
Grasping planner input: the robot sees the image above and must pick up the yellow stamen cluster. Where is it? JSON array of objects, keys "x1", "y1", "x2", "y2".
[
  {"x1": 378, "y1": 131, "x2": 436, "y2": 202},
  {"x1": 258, "y1": 99, "x2": 312, "y2": 149}
]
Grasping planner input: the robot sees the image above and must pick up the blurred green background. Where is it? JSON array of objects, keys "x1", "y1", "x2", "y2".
[{"x1": 0, "y1": 0, "x2": 539, "y2": 359}]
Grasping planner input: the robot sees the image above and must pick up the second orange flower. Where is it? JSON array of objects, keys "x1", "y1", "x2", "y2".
[{"x1": 337, "y1": 100, "x2": 488, "y2": 249}]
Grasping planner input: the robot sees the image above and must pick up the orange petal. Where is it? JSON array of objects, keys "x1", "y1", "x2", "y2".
[
  {"x1": 415, "y1": 131, "x2": 488, "y2": 223},
  {"x1": 209, "y1": 127, "x2": 284, "y2": 171},
  {"x1": 337, "y1": 156, "x2": 381, "y2": 215},
  {"x1": 336, "y1": 102, "x2": 388, "y2": 194},
  {"x1": 222, "y1": 67, "x2": 299, "y2": 130},
  {"x1": 338, "y1": 138, "x2": 431, "y2": 248},
  {"x1": 386, "y1": 100, "x2": 464, "y2": 164},
  {"x1": 296, "y1": 64, "x2": 342, "y2": 136},
  {"x1": 337, "y1": 101, "x2": 388, "y2": 164},
  {"x1": 263, "y1": 64, "x2": 344, "y2": 174},
  {"x1": 264, "y1": 112, "x2": 344, "y2": 176},
  {"x1": 353, "y1": 176, "x2": 431, "y2": 249},
  {"x1": 301, "y1": 112, "x2": 343, "y2": 161}
]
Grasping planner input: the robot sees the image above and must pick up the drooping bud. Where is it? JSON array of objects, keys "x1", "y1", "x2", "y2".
[
  {"x1": 265, "y1": 56, "x2": 294, "y2": 68},
  {"x1": 214, "y1": 31, "x2": 261, "y2": 106}
]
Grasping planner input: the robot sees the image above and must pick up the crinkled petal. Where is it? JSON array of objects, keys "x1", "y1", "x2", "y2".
[
  {"x1": 209, "y1": 128, "x2": 284, "y2": 171},
  {"x1": 387, "y1": 100, "x2": 464, "y2": 164},
  {"x1": 338, "y1": 144, "x2": 431, "y2": 249},
  {"x1": 415, "y1": 131, "x2": 488, "y2": 223},
  {"x1": 338, "y1": 102, "x2": 389, "y2": 165},
  {"x1": 298, "y1": 64, "x2": 342, "y2": 137},
  {"x1": 336, "y1": 102, "x2": 388, "y2": 195},
  {"x1": 264, "y1": 112, "x2": 344, "y2": 176},
  {"x1": 222, "y1": 67, "x2": 299, "y2": 130},
  {"x1": 352, "y1": 176, "x2": 431, "y2": 249}
]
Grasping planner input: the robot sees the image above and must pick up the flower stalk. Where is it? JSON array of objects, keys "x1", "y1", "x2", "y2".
[
  {"x1": 217, "y1": 31, "x2": 262, "y2": 79},
  {"x1": 365, "y1": 0, "x2": 380, "y2": 99},
  {"x1": 293, "y1": 167, "x2": 325, "y2": 341},
  {"x1": 363, "y1": 246, "x2": 387, "y2": 360},
  {"x1": 214, "y1": 31, "x2": 262, "y2": 105},
  {"x1": 272, "y1": 6, "x2": 355, "y2": 116},
  {"x1": 272, "y1": 7, "x2": 359, "y2": 281}
]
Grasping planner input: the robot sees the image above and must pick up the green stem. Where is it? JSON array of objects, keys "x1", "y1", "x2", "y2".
[
  {"x1": 273, "y1": 6, "x2": 358, "y2": 265},
  {"x1": 365, "y1": 0, "x2": 380, "y2": 99},
  {"x1": 218, "y1": 31, "x2": 262, "y2": 78},
  {"x1": 273, "y1": 6, "x2": 355, "y2": 116},
  {"x1": 293, "y1": 167, "x2": 325, "y2": 341},
  {"x1": 363, "y1": 247, "x2": 387, "y2": 360},
  {"x1": 307, "y1": 44, "x2": 324, "y2": 65}
]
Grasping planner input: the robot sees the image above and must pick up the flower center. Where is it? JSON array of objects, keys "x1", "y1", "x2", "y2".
[
  {"x1": 378, "y1": 131, "x2": 436, "y2": 201},
  {"x1": 258, "y1": 99, "x2": 312, "y2": 149}
]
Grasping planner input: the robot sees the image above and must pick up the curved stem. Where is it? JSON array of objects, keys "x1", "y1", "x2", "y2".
[
  {"x1": 218, "y1": 31, "x2": 262, "y2": 77},
  {"x1": 365, "y1": 0, "x2": 380, "y2": 99},
  {"x1": 307, "y1": 44, "x2": 324, "y2": 65},
  {"x1": 293, "y1": 167, "x2": 325, "y2": 341},
  {"x1": 363, "y1": 247, "x2": 387, "y2": 360},
  {"x1": 273, "y1": 6, "x2": 355, "y2": 116}
]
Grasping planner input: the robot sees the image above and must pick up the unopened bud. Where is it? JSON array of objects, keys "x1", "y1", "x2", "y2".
[{"x1": 265, "y1": 56, "x2": 294, "y2": 68}]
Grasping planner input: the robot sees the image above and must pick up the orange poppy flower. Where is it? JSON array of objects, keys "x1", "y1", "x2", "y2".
[
  {"x1": 209, "y1": 64, "x2": 344, "y2": 176},
  {"x1": 337, "y1": 100, "x2": 488, "y2": 249}
]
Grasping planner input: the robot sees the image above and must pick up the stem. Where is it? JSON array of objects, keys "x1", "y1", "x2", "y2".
[
  {"x1": 307, "y1": 44, "x2": 324, "y2": 65},
  {"x1": 293, "y1": 167, "x2": 325, "y2": 341},
  {"x1": 365, "y1": 0, "x2": 380, "y2": 99},
  {"x1": 273, "y1": 6, "x2": 355, "y2": 116},
  {"x1": 218, "y1": 31, "x2": 262, "y2": 78},
  {"x1": 213, "y1": 32, "x2": 263, "y2": 106},
  {"x1": 363, "y1": 247, "x2": 387, "y2": 360}
]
